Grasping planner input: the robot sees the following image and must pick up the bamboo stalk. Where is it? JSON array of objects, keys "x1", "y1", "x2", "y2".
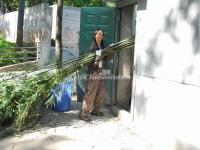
[{"x1": 0, "y1": 36, "x2": 135, "y2": 130}]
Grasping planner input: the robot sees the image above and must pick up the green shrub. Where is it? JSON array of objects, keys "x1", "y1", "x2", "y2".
[
  {"x1": 0, "y1": 72, "x2": 56, "y2": 129},
  {"x1": 0, "y1": 35, "x2": 37, "y2": 67}
]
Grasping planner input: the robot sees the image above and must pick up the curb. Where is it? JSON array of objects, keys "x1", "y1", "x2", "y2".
[{"x1": 110, "y1": 105, "x2": 134, "y2": 131}]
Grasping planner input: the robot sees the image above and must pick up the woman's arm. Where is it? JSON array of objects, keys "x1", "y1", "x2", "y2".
[
  {"x1": 89, "y1": 43, "x2": 101, "y2": 67},
  {"x1": 104, "y1": 54, "x2": 113, "y2": 61}
]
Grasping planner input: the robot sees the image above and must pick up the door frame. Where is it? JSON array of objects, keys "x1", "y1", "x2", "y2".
[
  {"x1": 116, "y1": 0, "x2": 137, "y2": 8},
  {"x1": 112, "y1": 1, "x2": 138, "y2": 119}
]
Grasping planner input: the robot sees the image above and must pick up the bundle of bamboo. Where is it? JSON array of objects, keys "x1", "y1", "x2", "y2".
[
  {"x1": 0, "y1": 36, "x2": 135, "y2": 130},
  {"x1": 40, "y1": 35, "x2": 135, "y2": 78}
]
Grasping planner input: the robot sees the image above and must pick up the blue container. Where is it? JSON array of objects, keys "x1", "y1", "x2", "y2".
[{"x1": 51, "y1": 81, "x2": 72, "y2": 112}]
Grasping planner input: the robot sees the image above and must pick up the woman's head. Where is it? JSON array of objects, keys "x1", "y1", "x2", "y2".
[
  {"x1": 93, "y1": 29, "x2": 104, "y2": 48},
  {"x1": 93, "y1": 29, "x2": 104, "y2": 43}
]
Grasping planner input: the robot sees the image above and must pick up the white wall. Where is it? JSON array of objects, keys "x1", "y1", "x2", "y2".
[
  {"x1": 0, "y1": 3, "x2": 52, "y2": 44},
  {"x1": 23, "y1": 3, "x2": 52, "y2": 43},
  {"x1": 133, "y1": 0, "x2": 200, "y2": 149},
  {"x1": 51, "y1": 5, "x2": 80, "y2": 48},
  {"x1": 0, "y1": 11, "x2": 18, "y2": 42},
  {"x1": 0, "y1": 3, "x2": 80, "y2": 49}
]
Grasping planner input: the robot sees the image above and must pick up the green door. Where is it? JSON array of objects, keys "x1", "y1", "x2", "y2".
[{"x1": 77, "y1": 7, "x2": 116, "y2": 105}]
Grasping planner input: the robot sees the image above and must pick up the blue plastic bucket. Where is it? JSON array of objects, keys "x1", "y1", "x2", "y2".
[{"x1": 51, "y1": 81, "x2": 72, "y2": 112}]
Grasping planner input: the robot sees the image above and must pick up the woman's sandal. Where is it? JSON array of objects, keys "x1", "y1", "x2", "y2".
[{"x1": 91, "y1": 111, "x2": 104, "y2": 116}]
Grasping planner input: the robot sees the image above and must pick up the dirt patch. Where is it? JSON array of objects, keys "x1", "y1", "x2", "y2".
[{"x1": 0, "y1": 101, "x2": 152, "y2": 150}]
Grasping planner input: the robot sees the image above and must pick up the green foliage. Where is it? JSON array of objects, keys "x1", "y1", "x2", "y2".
[
  {"x1": 0, "y1": 82, "x2": 17, "y2": 126},
  {"x1": 4, "y1": 0, "x2": 102, "y2": 11},
  {"x1": 0, "y1": 52, "x2": 93, "y2": 129},
  {"x1": 3, "y1": 0, "x2": 19, "y2": 11},
  {"x1": 3, "y1": 0, "x2": 56, "y2": 11},
  {"x1": 64, "y1": 0, "x2": 102, "y2": 7},
  {"x1": 0, "y1": 72, "x2": 58, "y2": 129},
  {"x1": 0, "y1": 35, "x2": 19, "y2": 67},
  {"x1": 0, "y1": 35, "x2": 36, "y2": 67},
  {"x1": 25, "y1": 0, "x2": 56, "y2": 8},
  {"x1": 0, "y1": 36, "x2": 134, "y2": 131},
  {"x1": 0, "y1": 35, "x2": 15, "y2": 48}
]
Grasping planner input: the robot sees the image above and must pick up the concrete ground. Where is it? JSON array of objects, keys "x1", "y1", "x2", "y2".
[{"x1": 0, "y1": 100, "x2": 152, "y2": 150}]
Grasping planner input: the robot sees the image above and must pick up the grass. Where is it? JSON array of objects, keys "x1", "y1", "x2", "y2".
[
  {"x1": 0, "y1": 35, "x2": 18, "y2": 67},
  {"x1": 0, "y1": 35, "x2": 37, "y2": 67},
  {"x1": 0, "y1": 35, "x2": 16, "y2": 47}
]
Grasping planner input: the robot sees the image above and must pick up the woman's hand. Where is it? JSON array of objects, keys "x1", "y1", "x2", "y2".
[{"x1": 94, "y1": 55, "x2": 102, "y2": 66}]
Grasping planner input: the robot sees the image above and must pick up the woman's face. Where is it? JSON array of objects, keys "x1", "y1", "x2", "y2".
[{"x1": 95, "y1": 30, "x2": 104, "y2": 42}]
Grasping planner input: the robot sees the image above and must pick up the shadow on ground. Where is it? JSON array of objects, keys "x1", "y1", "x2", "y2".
[
  {"x1": 0, "y1": 135, "x2": 72, "y2": 150},
  {"x1": 0, "y1": 100, "x2": 118, "y2": 150},
  {"x1": 36, "y1": 100, "x2": 115, "y2": 129}
]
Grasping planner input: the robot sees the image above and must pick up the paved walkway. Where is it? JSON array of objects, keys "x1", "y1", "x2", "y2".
[{"x1": 0, "y1": 101, "x2": 152, "y2": 150}]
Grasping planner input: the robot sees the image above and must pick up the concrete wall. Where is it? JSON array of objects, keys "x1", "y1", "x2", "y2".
[
  {"x1": 0, "y1": 3, "x2": 80, "y2": 69},
  {"x1": 0, "y1": 61, "x2": 38, "y2": 72},
  {"x1": 0, "y1": 3, "x2": 80, "y2": 49},
  {"x1": 117, "y1": 5, "x2": 134, "y2": 110},
  {"x1": 51, "y1": 5, "x2": 80, "y2": 48},
  {"x1": 0, "y1": 11, "x2": 18, "y2": 42},
  {"x1": 0, "y1": 3, "x2": 52, "y2": 44},
  {"x1": 23, "y1": 3, "x2": 52, "y2": 43},
  {"x1": 132, "y1": 0, "x2": 200, "y2": 149}
]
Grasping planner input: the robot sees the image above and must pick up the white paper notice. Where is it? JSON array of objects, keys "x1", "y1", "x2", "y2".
[{"x1": 96, "y1": 50, "x2": 102, "y2": 68}]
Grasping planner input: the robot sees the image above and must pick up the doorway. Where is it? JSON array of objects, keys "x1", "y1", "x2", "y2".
[
  {"x1": 116, "y1": 4, "x2": 137, "y2": 112},
  {"x1": 77, "y1": 7, "x2": 116, "y2": 105}
]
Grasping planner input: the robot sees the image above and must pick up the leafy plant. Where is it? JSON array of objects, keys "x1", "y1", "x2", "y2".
[
  {"x1": 0, "y1": 72, "x2": 56, "y2": 129},
  {"x1": 0, "y1": 36, "x2": 135, "y2": 130},
  {"x1": 0, "y1": 35, "x2": 37, "y2": 67},
  {"x1": 4, "y1": 0, "x2": 103, "y2": 12}
]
